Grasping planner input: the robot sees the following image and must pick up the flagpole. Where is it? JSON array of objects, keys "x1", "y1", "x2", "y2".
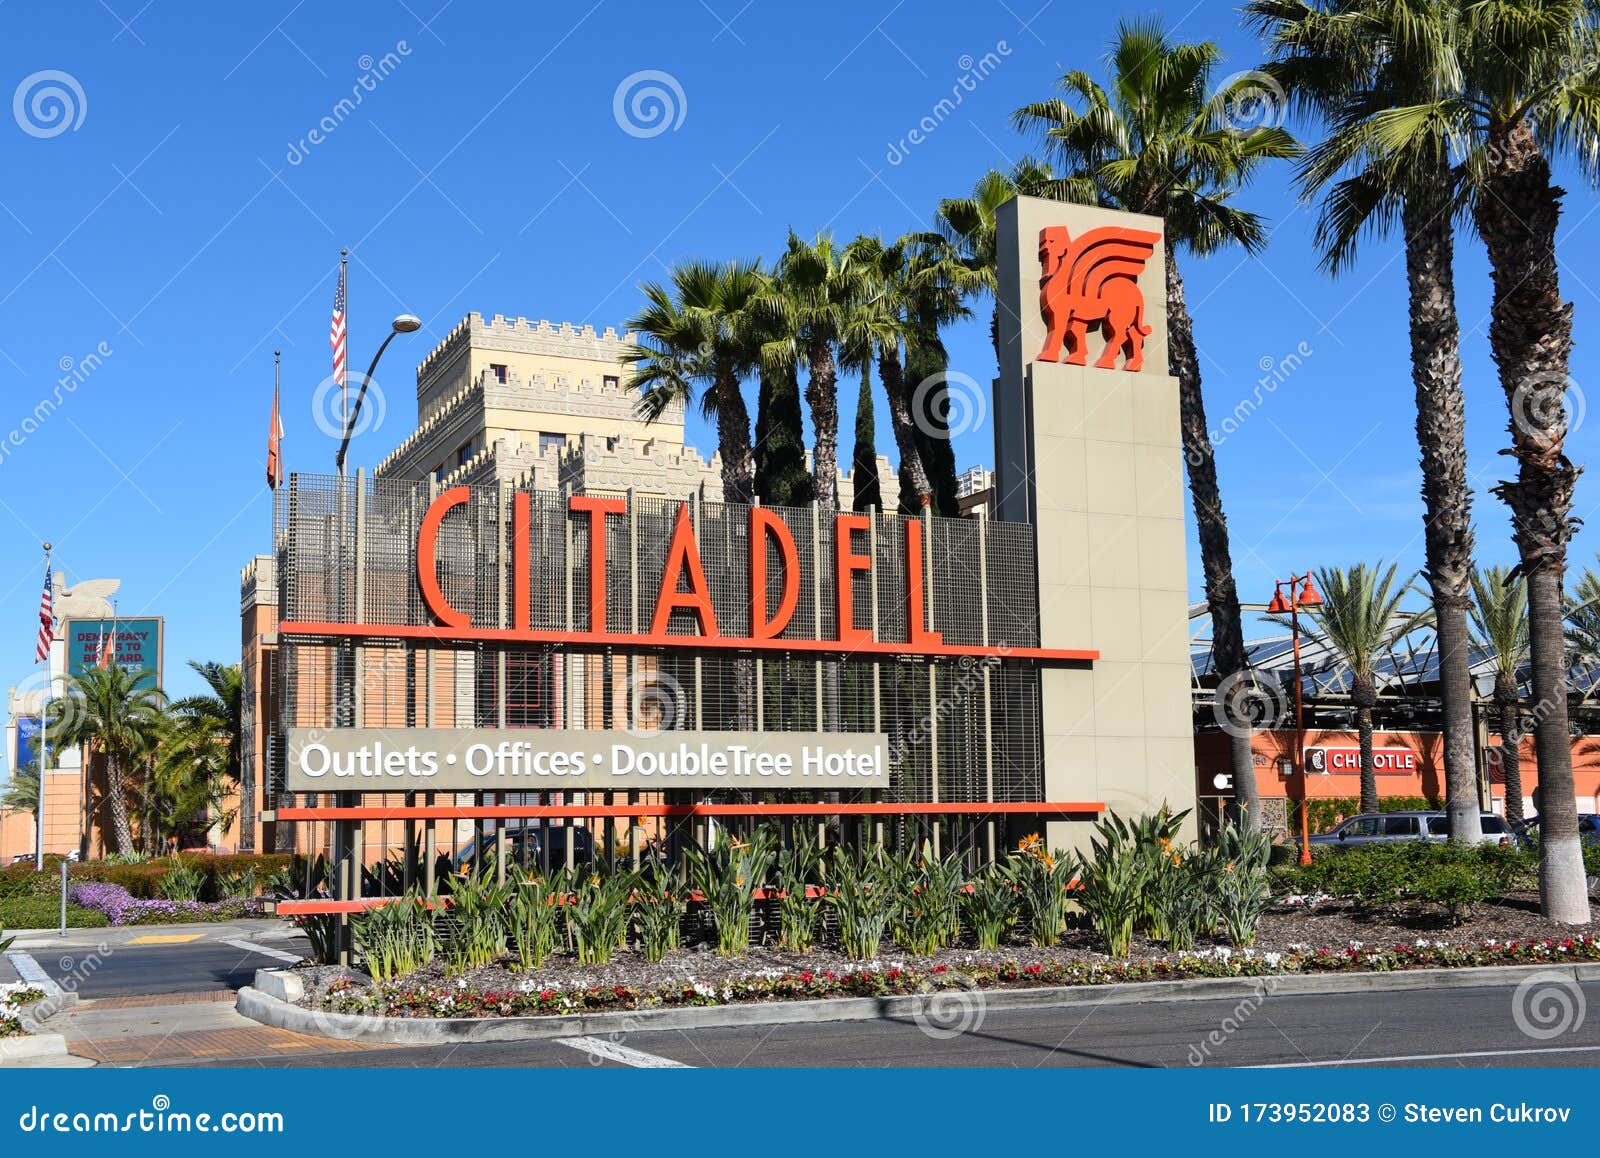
[
  {"x1": 339, "y1": 247, "x2": 349, "y2": 460},
  {"x1": 36, "y1": 543, "x2": 50, "y2": 873}
]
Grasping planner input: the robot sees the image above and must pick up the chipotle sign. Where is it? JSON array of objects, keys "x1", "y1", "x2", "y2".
[{"x1": 1305, "y1": 747, "x2": 1418, "y2": 777}]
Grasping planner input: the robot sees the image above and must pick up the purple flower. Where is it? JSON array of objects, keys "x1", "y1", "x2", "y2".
[{"x1": 68, "y1": 882, "x2": 260, "y2": 926}]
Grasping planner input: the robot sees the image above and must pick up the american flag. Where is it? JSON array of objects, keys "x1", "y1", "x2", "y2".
[
  {"x1": 330, "y1": 261, "x2": 347, "y2": 390},
  {"x1": 35, "y1": 562, "x2": 53, "y2": 663}
]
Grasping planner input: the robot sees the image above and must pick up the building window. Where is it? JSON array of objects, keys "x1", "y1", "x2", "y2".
[
  {"x1": 603, "y1": 374, "x2": 619, "y2": 390},
  {"x1": 540, "y1": 433, "x2": 565, "y2": 457},
  {"x1": 457, "y1": 441, "x2": 473, "y2": 467},
  {"x1": 490, "y1": 363, "x2": 508, "y2": 384}
]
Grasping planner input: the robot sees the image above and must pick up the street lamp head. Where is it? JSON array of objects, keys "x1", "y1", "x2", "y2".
[
  {"x1": 391, "y1": 314, "x2": 422, "y2": 334},
  {"x1": 1267, "y1": 587, "x2": 1290, "y2": 615},
  {"x1": 1298, "y1": 574, "x2": 1323, "y2": 607}
]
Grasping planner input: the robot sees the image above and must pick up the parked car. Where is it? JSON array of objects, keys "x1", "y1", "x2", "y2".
[
  {"x1": 1511, "y1": 814, "x2": 1600, "y2": 849},
  {"x1": 1309, "y1": 811, "x2": 1511, "y2": 848},
  {"x1": 451, "y1": 823, "x2": 595, "y2": 873}
]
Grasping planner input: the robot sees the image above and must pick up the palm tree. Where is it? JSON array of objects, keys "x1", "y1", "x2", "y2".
[
  {"x1": 1248, "y1": 0, "x2": 1483, "y2": 844},
  {"x1": 935, "y1": 157, "x2": 1054, "y2": 362},
  {"x1": 624, "y1": 259, "x2": 781, "y2": 506},
  {"x1": 1463, "y1": 0, "x2": 1600, "y2": 923},
  {"x1": 0, "y1": 760, "x2": 39, "y2": 823},
  {"x1": 1012, "y1": 17, "x2": 1299, "y2": 830},
  {"x1": 775, "y1": 231, "x2": 860, "y2": 513},
  {"x1": 1471, "y1": 566, "x2": 1530, "y2": 823},
  {"x1": 50, "y1": 665, "x2": 165, "y2": 855},
  {"x1": 162, "y1": 661, "x2": 245, "y2": 849},
  {"x1": 841, "y1": 235, "x2": 932, "y2": 509},
  {"x1": 1292, "y1": 564, "x2": 1428, "y2": 813}
]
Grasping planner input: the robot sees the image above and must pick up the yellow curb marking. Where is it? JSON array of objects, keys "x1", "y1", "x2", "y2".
[{"x1": 124, "y1": 934, "x2": 204, "y2": 945}]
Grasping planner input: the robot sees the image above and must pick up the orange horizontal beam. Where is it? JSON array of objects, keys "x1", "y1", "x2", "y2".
[
  {"x1": 276, "y1": 619, "x2": 1096, "y2": 665},
  {"x1": 273, "y1": 801, "x2": 1104, "y2": 821}
]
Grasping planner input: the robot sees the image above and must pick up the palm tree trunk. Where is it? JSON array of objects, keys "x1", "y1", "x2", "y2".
[
  {"x1": 877, "y1": 346, "x2": 931, "y2": 508},
  {"x1": 1354, "y1": 675, "x2": 1378, "y2": 816},
  {"x1": 1165, "y1": 243, "x2": 1259, "y2": 829},
  {"x1": 713, "y1": 366, "x2": 756, "y2": 506},
  {"x1": 805, "y1": 339, "x2": 844, "y2": 733},
  {"x1": 106, "y1": 752, "x2": 135, "y2": 855},
  {"x1": 1401, "y1": 166, "x2": 1481, "y2": 843},
  {"x1": 1477, "y1": 120, "x2": 1587, "y2": 923},
  {"x1": 1496, "y1": 676, "x2": 1524, "y2": 825},
  {"x1": 805, "y1": 339, "x2": 840, "y2": 513}
]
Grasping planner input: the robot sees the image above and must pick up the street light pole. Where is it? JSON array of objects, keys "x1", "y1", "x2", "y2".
[
  {"x1": 335, "y1": 314, "x2": 421, "y2": 475},
  {"x1": 1269, "y1": 571, "x2": 1323, "y2": 865}
]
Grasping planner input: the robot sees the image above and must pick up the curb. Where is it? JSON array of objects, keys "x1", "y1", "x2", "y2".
[
  {"x1": 238, "y1": 960, "x2": 1600, "y2": 1046},
  {"x1": 0, "y1": 1033, "x2": 69, "y2": 1064},
  {"x1": 3, "y1": 952, "x2": 78, "y2": 1028}
]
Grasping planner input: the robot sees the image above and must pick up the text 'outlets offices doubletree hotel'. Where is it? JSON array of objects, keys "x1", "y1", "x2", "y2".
[{"x1": 238, "y1": 198, "x2": 1193, "y2": 916}]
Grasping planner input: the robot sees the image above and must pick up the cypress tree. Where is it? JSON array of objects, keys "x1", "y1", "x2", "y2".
[
  {"x1": 754, "y1": 363, "x2": 813, "y2": 507},
  {"x1": 904, "y1": 317, "x2": 959, "y2": 517},
  {"x1": 851, "y1": 361, "x2": 882, "y2": 512}
]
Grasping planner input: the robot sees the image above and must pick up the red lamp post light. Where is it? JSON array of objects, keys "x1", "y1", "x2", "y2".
[{"x1": 1267, "y1": 571, "x2": 1323, "y2": 866}]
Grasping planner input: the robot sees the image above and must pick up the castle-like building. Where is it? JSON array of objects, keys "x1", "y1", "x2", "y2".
[{"x1": 371, "y1": 312, "x2": 900, "y2": 505}]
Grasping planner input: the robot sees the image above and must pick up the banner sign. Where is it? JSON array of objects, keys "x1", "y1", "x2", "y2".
[
  {"x1": 64, "y1": 617, "x2": 163, "y2": 681},
  {"x1": 14, "y1": 715, "x2": 42, "y2": 771},
  {"x1": 284, "y1": 727, "x2": 890, "y2": 793}
]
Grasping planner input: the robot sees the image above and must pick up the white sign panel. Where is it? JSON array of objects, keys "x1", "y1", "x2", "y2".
[{"x1": 284, "y1": 728, "x2": 889, "y2": 793}]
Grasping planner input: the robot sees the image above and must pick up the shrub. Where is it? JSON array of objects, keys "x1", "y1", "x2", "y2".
[
  {"x1": 1004, "y1": 834, "x2": 1076, "y2": 948},
  {"x1": 0, "y1": 898, "x2": 108, "y2": 929},
  {"x1": 886, "y1": 840, "x2": 964, "y2": 956},
  {"x1": 1149, "y1": 852, "x2": 1214, "y2": 951},
  {"x1": 217, "y1": 867, "x2": 259, "y2": 899},
  {"x1": 959, "y1": 864, "x2": 1019, "y2": 950},
  {"x1": 774, "y1": 833, "x2": 823, "y2": 953},
  {"x1": 630, "y1": 866, "x2": 685, "y2": 964},
  {"x1": 1212, "y1": 822, "x2": 1273, "y2": 947},
  {"x1": 1071, "y1": 820, "x2": 1148, "y2": 958},
  {"x1": 684, "y1": 828, "x2": 777, "y2": 957},
  {"x1": 156, "y1": 859, "x2": 206, "y2": 902},
  {"x1": 353, "y1": 892, "x2": 434, "y2": 982},
  {"x1": 441, "y1": 868, "x2": 510, "y2": 974},
  {"x1": 563, "y1": 870, "x2": 633, "y2": 967},
  {"x1": 823, "y1": 845, "x2": 892, "y2": 960},
  {"x1": 508, "y1": 873, "x2": 562, "y2": 971},
  {"x1": 1274, "y1": 841, "x2": 1536, "y2": 921}
]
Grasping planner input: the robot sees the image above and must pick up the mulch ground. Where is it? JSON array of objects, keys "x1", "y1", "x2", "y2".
[{"x1": 291, "y1": 890, "x2": 1600, "y2": 1004}]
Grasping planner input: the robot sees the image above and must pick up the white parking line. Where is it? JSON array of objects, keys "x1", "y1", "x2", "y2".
[
  {"x1": 556, "y1": 1036, "x2": 691, "y2": 1068},
  {"x1": 220, "y1": 939, "x2": 302, "y2": 964},
  {"x1": 1251, "y1": 1043, "x2": 1600, "y2": 1068}
]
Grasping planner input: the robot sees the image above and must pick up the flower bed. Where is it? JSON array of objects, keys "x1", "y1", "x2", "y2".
[
  {"x1": 67, "y1": 882, "x2": 263, "y2": 927},
  {"x1": 0, "y1": 983, "x2": 46, "y2": 1038},
  {"x1": 309, "y1": 934, "x2": 1600, "y2": 1021}
]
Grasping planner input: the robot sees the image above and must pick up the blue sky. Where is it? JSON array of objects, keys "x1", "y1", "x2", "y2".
[{"x1": 2, "y1": 2, "x2": 1600, "y2": 777}]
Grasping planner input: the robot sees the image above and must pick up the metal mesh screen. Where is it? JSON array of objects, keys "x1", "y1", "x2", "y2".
[{"x1": 270, "y1": 474, "x2": 1049, "y2": 811}]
